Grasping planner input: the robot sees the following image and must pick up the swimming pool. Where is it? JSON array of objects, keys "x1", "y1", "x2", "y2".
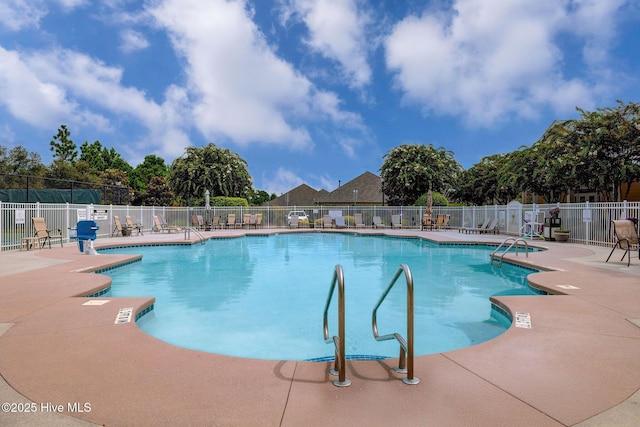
[{"x1": 102, "y1": 234, "x2": 539, "y2": 360}]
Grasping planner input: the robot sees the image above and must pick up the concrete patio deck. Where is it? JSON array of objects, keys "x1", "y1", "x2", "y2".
[{"x1": 1, "y1": 228, "x2": 639, "y2": 426}]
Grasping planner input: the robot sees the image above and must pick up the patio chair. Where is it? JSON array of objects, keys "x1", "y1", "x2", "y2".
[
  {"x1": 434, "y1": 214, "x2": 445, "y2": 230},
  {"x1": 391, "y1": 215, "x2": 402, "y2": 229},
  {"x1": 606, "y1": 220, "x2": 639, "y2": 267},
  {"x1": 422, "y1": 214, "x2": 433, "y2": 231},
  {"x1": 442, "y1": 214, "x2": 451, "y2": 229},
  {"x1": 256, "y1": 213, "x2": 263, "y2": 228},
  {"x1": 323, "y1": 215, "x2": 333, "y2": 228},
  {"x1": 354, "y1": 213, "x2": 366, "y2": 228},
  {"x1": 126, "y1": 215, "x2": 144, "y2": 235},
  {"x1": 373, "y1": 216, "x2": 387, "y2": 228},
  {"x1": 112, "y1": 216, "x2": 125, "y2": 237},
  {"x1": 289, "y1": 215, "x2": 299, "y2": 228},
  {"x1": 32, "y1": 217, "x2": 63, "y2": 249},
  {"x1": 226, "y1": 213, "x2": 237, "y2": 229},
  {"x1": 191, "y1": 215, "x2": 205, "y2": 230},
  {"x1": 210, "y1": 215, "x2": 221, "y2": 229}
]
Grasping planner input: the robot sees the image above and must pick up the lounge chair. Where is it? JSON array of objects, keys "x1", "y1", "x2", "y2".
[
  {"x1": 112, "y1": 216, "x2": 124, "y2": 237},
  {"x1": 373, "y1": 216, "x2": 387, "y2": 228},
  {"x1": 606, "y1": 220, "x2": 639, "y2": 267},
  {"x1": 32, "y1": 217, "x2": 63, "y2": 249},
  {"x1": 460, "y1": 219, "x2": 491, "y2": 234},
  {"x1": 256, "y1": 213, "x2": 263, "y2": 228},
  {"x1": 354, "y1": 213, "x2": 366, "y2": 228},
  {"x1": 335, "y1": 216, "x2": 347, "y2": 229},
  {"x1": 153, "y1": 215, "x2": 181, "y2": 233},
  {"x1": 434, "y1": 214, "x2": 445, "y2": 230},
  {"x1": 391, "y1": 215, "x2": 402, "y2": 229},
  {"x1": 126, "y1": 215, "x2": 144, "y2": 235},
  {"x1": 289, "y1": 215, "x2": 299, "y2": 228},
  {"x1": 479, "y1": 218, "x2": 499, "y2": 234},
  {"x1": 323, "y1": 215, "x2": 333, "y2": 228}
]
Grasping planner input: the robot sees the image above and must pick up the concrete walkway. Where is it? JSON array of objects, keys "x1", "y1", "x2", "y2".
[{"x1": 1, "y1": 229, "x2": 639, "y2": 426}]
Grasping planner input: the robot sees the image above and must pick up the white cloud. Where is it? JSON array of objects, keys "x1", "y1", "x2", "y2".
[
  {"x1": 568, "y1": 0, "x2": 626, "y2": 67},
  {"x1": 0, "y1": 46, "x2": 80, "y2": 127},
  {"x1": 0, "y1": 1, "x2": 47, "y2": 31},
  {"x1": 279, "y1": 0, "x2": 373, "y2": 90},
  {"x1": 0, "y1": 44, "x2": 192, "y2": 163},
  {"x1": 148, "y1": 0, "x2": 365, "y2": 151},
  {"x1": 120, "y1": 29, "x2": 150, "y2": 53},
  {"x1": 0, "y1": 0, "x2": 88, "y2": 31},
  {"x1": 384, "y1": 0, "x2": 625, "y2": 125},
  {"x1": 262, "y1": 167, "x2": 306, "y2": 195}
]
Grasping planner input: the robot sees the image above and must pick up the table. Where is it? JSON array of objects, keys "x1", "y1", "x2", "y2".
[{"x1": 20, "y1": 237, "x2": 39, "y2": 251}]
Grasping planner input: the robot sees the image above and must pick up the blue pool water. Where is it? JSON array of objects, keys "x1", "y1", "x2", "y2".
[{"x1": 101, "y1": 234, "x2": 539, "y2": 360}]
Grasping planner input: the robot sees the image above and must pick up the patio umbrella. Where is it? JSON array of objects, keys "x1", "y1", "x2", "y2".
[
  {"x1": 426, "y1": 189, "x2": 433, "y2": 215},
  {"x1": 205, "y1": 190, "x2": 211, "y2": 211}
]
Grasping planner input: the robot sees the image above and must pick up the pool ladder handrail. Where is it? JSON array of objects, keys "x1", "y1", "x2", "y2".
[
  {"x1": 184, "y1": 227, "x2": 206, "y2": 244},
  {"x1": 323, "y1": 264, "x2": 351, "y2": 387},
  {"x1": 491, "y1": 237, "x2": 529, "y2": 266},
  {"x1": 372, "y1": 264, "x2": 420, "y2": 385}
]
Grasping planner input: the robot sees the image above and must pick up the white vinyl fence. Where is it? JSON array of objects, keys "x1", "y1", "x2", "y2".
[{"x1": 1, "y1": 201, "x2": 638, "y2": 251}]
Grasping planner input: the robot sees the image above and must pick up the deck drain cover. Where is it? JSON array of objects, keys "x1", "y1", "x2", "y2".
[
  {"x1": 83, "y1": 300, "x2": 110, "y2": 306},
  {"x1": 515, "y1": 312, "x2": 531, "y2": 329},
  {"x1": 115, "y1": 307, "x2": 134, "y2": 324}
]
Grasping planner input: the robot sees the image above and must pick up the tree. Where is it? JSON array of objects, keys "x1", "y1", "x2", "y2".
[
  {"x1": 49, "y1": 124, "x2": 77, "y2": 164},
  {"x1": 131, "y1": 155, "x2": 168, "y2": 192},
  {"x1": 380, "y1": 143, "x2": 462, "y2": 205},
  {"x1": 140, "y1": 176, "x2": 174, "y2": 206},
  {"x1": 101, "y1": 168, "x2": 131, "y2": 204},
  {"x1": 248, "y1": 189, "x2": 275, "y2": 206},
  {"x1": 0, "y1": 145, "x2": 46, "y2": 188},
  {"x1": 454, "y1": 153, "x2": 518, "y2": 205},
  {"x1": 169, "y1": 143, "x2": 253, "y2": 205},
  {"x1": 568, "y1": 102, "x2": 640, "y2": 201}
]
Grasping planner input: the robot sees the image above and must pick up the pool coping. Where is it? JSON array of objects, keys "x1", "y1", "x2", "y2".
[{"x1": 1, "y1": 228, "x2": 640, "y2": 426}]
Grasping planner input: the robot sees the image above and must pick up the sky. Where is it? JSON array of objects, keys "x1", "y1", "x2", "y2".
[{"x1": 1, "y1": 0, "x2": 639, "y2": 196}]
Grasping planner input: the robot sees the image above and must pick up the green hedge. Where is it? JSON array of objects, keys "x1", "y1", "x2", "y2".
[{"x1": 211, "y1": 196, "x2": 248, "y2": 207}]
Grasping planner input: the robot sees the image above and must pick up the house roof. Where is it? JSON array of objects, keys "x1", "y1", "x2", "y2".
[
  {"x1": 317, "y1": 171, "x2": 386, "y2": 204},
  {"x1": 264, "y1": 171, "x2": 387, "y2": 206},
  {"x1": 265, "y1": 183, "x2": 321, "y2": 206}
]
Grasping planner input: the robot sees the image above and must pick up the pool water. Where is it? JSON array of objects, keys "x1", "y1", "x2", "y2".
[{"x1": 102, "y1": 234, "x2": 538, "y2": 360}]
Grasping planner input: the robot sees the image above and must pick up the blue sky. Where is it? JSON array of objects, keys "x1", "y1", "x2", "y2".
[{"x1": 1, "y1": 0, "x2": 639, "y2": 195}]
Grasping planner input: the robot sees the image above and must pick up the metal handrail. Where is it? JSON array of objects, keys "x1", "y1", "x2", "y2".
[
  {"x1": 491, "y1": 237, "x2": 529, "y2": 266},
  {"x1": 184, "y1": 227, "x2": 206, "y2": 244},
  {"x1": 322, "y1": 265, "x2": 351, "y2": 387},
  {"x1": 372, "y1": 264, "x2": 420, "y2": 385}
]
